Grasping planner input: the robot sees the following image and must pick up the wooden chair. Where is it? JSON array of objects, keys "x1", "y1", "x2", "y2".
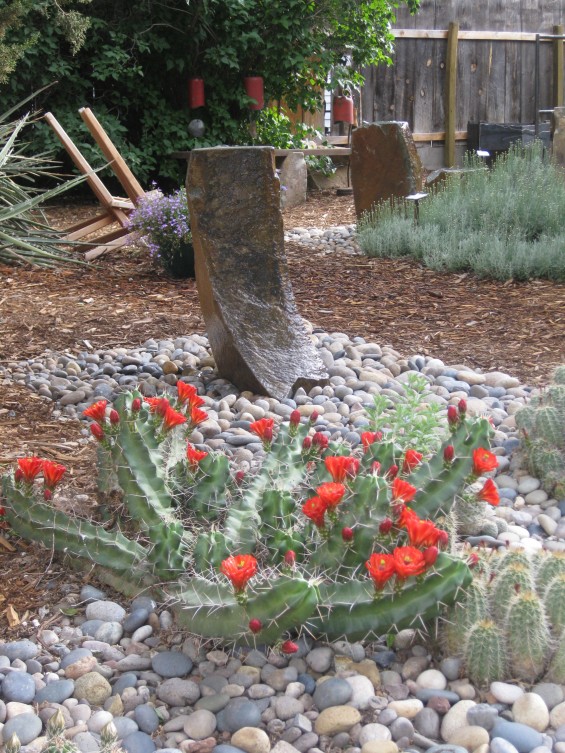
[{"x1": 44, "y1": 108, "x2": 145, "y2": 260}]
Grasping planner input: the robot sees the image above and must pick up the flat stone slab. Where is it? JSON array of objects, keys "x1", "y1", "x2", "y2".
[{"x1": 186, "y1": 146, "x2": 328, "y2": 399}]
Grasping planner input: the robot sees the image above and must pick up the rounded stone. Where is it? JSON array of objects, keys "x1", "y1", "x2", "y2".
[
  {"x1": 1, "y1": 712, "x2": 43, "y2": 745},
  {"x1": 0, "y1": 640, "x2": 39, "y2": 662},
  {"x1": 183, "y1": 709, "x2": 217, "y2": 740},
  {"x1": 273, "y1": 696, "x2": 304, "y2": 720},
  {"x1": 532, "y1": 683, "x2": 564, "y2": 710},
  {"x1": 112, "y1": 672, "x2": 139, "y2": 697},
  {"x1": 466, "y1": 703, "x2": 499, "y2": 730},
  {"x1": 358, "y1": 723, "x2": 392, "y2": 745},
  {"x1": 490, "y1": 739, "x2": 520, "y2": 753},
  {"x1": 95, "y1": 621, "x2": 124, "y2": 645},
  {"x1": 156, "y1": 679, "x2": 201, "y2": 707},
  {"x1": 313, "y1": 677, "x2": 353, "y2": 710},
  {"x1": 61, "y1": 648, "x2": 94, "y2": 669},
  {"x1": 134, "y1": 703, "x2": 160, "y2": 734},
  {"x1": 551, "y1": 702, "x2": 565, "y2": 728},
  {"x1": 305, "y1": 647, "x2": 334, "y2": 673},
  {"x1": 152, "y1": 651, "x2": 193, "y2": 679},
  {"x1": 344, "y1": 675, "x2": 375, "y2": 710},
  {"x1": 416, "y1": 669, "x2": 447, "y2": 690},
  {"x1": 413, "y1": 707, "x2": 440, "y2": 739},
  {"x1": 230, "y1": 727, "x2": 271, "y2": 753},
  {"x1": 490, "y1": 720, "x2": 544, "y2": 753},
  {"x1": 449, "y1": 725, "x2": 490, "y2": 750},
  {"x1": 387, "y1": 699, "x2": 423, "y2": 719},
  {"x1": 361, "y1": 743, "x2": 398, "y2": 753},
  {"x1": 35, "y1": 679, "x2": 75, "y2": 704},
  {"x1": 121, "y1": 731, "x2": 157, "y2": 753},
  {"x1": 85, "y1": 600, "x2": 126, "y2": 623},
  {"x1": 73, "y1": 672, "x2": 112, "y2": 705},
  {"x1": 512, "y1": 692, "x2": 549, "y2": 731},
  {"x1": 2, "y1": 671, "x2": 36, "y2": 703},
  {"x1": 441, "y1": 701, "x2": 476, "y2": 742},
  {"x1": 123, "y1": 608, "x2": 150, "y2": 633},
  {"x1": 219, "y1": 699, "x2": 262, "y2": 733},
  {"x1": 314, "y1": 706, "x2": 362, "y2": 736},
  {"x1": 65, "y1": 655, "x2": 99, "y2": 679}
]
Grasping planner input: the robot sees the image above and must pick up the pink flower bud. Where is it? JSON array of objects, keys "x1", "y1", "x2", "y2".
[
  {"x1": 43, "y1": 488, "x2": 53, "y2": 501},
  {"x1": 458, "y1": 399, "x2": 467, "y2": 416},
  {"x1": 302, "y1": 436, "x2": 312, "y2": 451},
  {"x1": 131, "y1": 398, "x2": 142, "y2": 411},
  {"x1": 342, "y1": 527, "x2": 354, "y2": 542},
  {"x1": 312, "y1": 432, "x2": 329, "y2": 449},
  {"x1": 379, "y1": 517, "x2": 393, "y2": 535},
  {"x1": 281, "y1": 640, "x2": 299, "y2": 654},
  {"x1": 235, "y1": 470, "x2": 245, "y2": 485},
  {"x1": 109, "y1": 409, "x2": 120, "y2": 424},
  {"x1": 424, "y1": 546, "x2": 439, "y2": 566},
  {"x1": 14, "y1": 469, "x2": 23, "y2": 483},
  {"x1": 90, "y1": 423, "x2": 105, "y2": 441},
  {"x1": 290, "y1": 410, "x2": 301, "y2": 427},
  {"x1": 310, "y1": 411, "x2": 319, "y2": 424},
  {"x1": 443, "y1": 445, "x2": 454, "y2": 463},
  {"x1": 249, "y1": 618, "x2": 262, "y2": 634},
  {"x1": 385, "y1": 464, "x2": 399, "y2": 479},
  {"x1": 284, "y1": 550, "x2": 296, "y2": 566},
  {"x1": 447, "y1": 405, "x2": 458, "y2": 426},
  {"x1": 371, "y1": 461, "x2": 381, "y2": 475}
]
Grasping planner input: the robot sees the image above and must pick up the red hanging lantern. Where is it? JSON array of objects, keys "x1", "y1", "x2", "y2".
[
  {"x1": 189, "y1": 78, "x2": 205, "y2": 108},
  {"x1": 244, "y1": 76, "x2": 264, "y2": 110},
  {"x1": 333, "y1": 95, "x2": 355, "y2": 124}
]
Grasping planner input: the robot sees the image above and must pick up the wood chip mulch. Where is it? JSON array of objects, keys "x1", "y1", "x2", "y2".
[{"x1": 0, "y1": 190, "x2": 564, "y2": 635}]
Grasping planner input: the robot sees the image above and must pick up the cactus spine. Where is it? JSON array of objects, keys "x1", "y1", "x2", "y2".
[
  {"x1": 506, "y1": 590, "x2": 551, "y2": 681},
  {"x1": 464, "y1": 619, "x2": 507, "y2": 687}
]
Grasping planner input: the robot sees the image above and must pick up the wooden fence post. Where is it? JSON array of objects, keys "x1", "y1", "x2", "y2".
[
  {"x1": 553, "y1": 24, "x2": 564, "y2": 108},
  {"x1": 445, "y1": 21, "x2": 459, "y2": 168}
]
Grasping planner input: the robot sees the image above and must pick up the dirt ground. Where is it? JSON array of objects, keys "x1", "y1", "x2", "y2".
[{"x1": 0, "y1": 190, "x2": 564, "y2": 637}]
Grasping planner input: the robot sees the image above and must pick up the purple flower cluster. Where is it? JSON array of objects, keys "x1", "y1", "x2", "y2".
[{"x1": 128, "y1": 188, "x2": 191, "y2": 265}]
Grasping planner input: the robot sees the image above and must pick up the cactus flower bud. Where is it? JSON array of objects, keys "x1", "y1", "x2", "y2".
[
  {"x1": 468, "y1": 552, "x2": 480, "y2": 568},
  {"x1": 249, "y1": 618, "x2": 262, "y2": 634},
  {"x1": 385, "y1": 464, "x2": 399, "y2": 479},
  {"x1": 290, "y1": 410, "x2": 301, "y2": 426},
  {"x1": 447, "y1": 405, "x2": 458, "y2": 426},
  {"x1": 281, "y1": 640, "x2": 299, "y2": 654},
  {"x1": 235, "y1": 470, "x2": 245, "y2": 485},
  {"x1": 302, "y1": 436, "x2": 312, "y2": 451},
  {"x1": 310, "y1": 411, "x2": 319, "y2": 424},
  {"x1": 284, "y1": 550, "x2": 296, "y2": 566},
  {"x1": 379, "y1": 517, "x2": 393, "y2": 535},
  {"x1": 109, "y1": 409, "x2": 120, "y2": 424},
  {"x1": 424, "y1": 546, "x2": 439, "y2": 566},
  {"x1": 458, "y1": 398, "x2": 467, "y2": 416},
  {"x1": 312, "y1": 432, "x2": 329, "y2": 449},
  {"x1": 437, "y1": 529, "x2": 449, "y2": 548},
  {"x1": 443, "y1": 445, "x2": 454, "y2": 463},
  {"x1": 371, "y1": 460, "x2": 381, "y2": 475},
  {"x1": 14, "y1": 468, "x2": 23, "y2": 483},
  {"x1": 131, "y1": 397, "x2": 142, "y2": 411},
  {"x1": 90, "y1": 422, "x2": 105, "y2": 441},
  {"x1": 342, "y1": 527, "x2": 354, "y2": 542},
  {"x1": 44, "y1": 488, "x2": 52, "y2": 501}
]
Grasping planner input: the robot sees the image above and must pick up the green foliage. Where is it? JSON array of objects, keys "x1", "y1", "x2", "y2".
[
  {"x1": 250, "y1": 107, "x2": 321, "y2": 149},
  {"x1": 305, "y1": 155, "x2": 337, "y2": 177},
  {"x1": 358, "y1": 143, "x2": 565, "y2": 282},
  {"x1": 2, "y1": 0, "x2": 418, "y2": 185},
  {"x1": 515, "y1": 366, "x2": 565, "y2": 497},
  {"x1": 2, "y1": 386, "x2": 498, "y2": 646}
]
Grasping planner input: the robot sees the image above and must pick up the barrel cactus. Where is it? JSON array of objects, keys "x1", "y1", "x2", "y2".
[
  {"x1": 516, "y1": 365, "x2": 565, "y2": 497},
  {"x1": 2, "y1": 384, "x2": 498, "y2": 645}
]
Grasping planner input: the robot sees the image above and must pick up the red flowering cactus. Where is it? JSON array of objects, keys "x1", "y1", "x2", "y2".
[
  {"x1": 15, "y1": 457, "x2": 43, "y2": 484},
  {"x1": 186, "y1": 444, "x2": 208, "y2": 469},
  {"x1": 404, "y1": 513, "x2": 443, "y2": 548},
  {"x1": 161, "y1": 406, "x2": 187, "y2": 432},
  {"x1": 393, "y1": 546, "x2": 426, "y2": 580},
  {"x1": 324, "y1": 455, "x2": 360, "y2": 482},
  {"x1": 472, "y1": 448, "x2": 498, "y2": 476},
  {"x1": 83, "y1": 400, "x2": 108, "y2": 423},
  {"x1": 366, "y1": 553, "x2": 396, "y2": 591},
  {"x1": 177, "y1": 382, "x2": 205, "y2": 409},
  {"x1": 250, "y1": 418, "x2": 274, "y2": 445},
  {"x1": 90, "y1": 423, "x2": 105, "y2": 441},
  {"x1": 477, "y1": 478, "x2": 500, "y2": 506},
  {"x1": 361, "y1": 431, "x2": 382, "y2": 452},
  {"x1": 220, "y1": 554, "x2": 258, "y2": 594},
  {"x1": 402, "y1": 449, "x2": 423, "y2": 474},
  {"x1": 42, "y1": 460, "x2": 66, "y2": 491},
  {"x1": 391, "y1": 477, "x2": 417, "y2": 504},
  {"x1": 302, "y1": 497, "x2": 328, "y2": 529},
  {"x1": 316, "y1": 482, "x2": 346, "y2": 508},
  {"x1": 145, "y1": 397, "x2": 171, "y2": 417}
]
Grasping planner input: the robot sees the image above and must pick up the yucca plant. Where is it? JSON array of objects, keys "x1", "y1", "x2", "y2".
[{"x1": 0, "y1": 92, "x2": 86, "y2": 267}]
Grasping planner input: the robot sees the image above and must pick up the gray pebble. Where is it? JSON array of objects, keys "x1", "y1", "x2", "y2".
[
  {"x1": 121, "y1": 731, "x2": 157, "y2": 753},
  {"x1": 2, "y1": 670, "x2": 36, "y2": 703},
  {"x1": 134, "y1": 703, "x2": 161, "y2": 734},
  {"x1": 152, "y1": 651, "x2": 193, "y2": 679},
  {"x1": 313, "y1": 677, "x2": 353, "y2": 710},
  {"x1": 0, "y1": 640, "x2": 39, "y2": 662},
  {"x1": 2, "y1": 712, "x2": 43, "y2": 744}
]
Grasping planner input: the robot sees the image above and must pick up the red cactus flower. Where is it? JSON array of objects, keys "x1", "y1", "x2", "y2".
[
  {"x1": 366, "y1": 553, "x2": 396, "y2": 590},
  {"x1": 302, "y1": 496, "x2": 328, "y2": 529},
  {"x1": 447, "y1": 405, "x2": 458, "y2": 426},
  {"x1": 220, "y1": 554, "x2": 258, "y2": 592},
  {"x1": 393, "y1": 546, "x2": 426, "y2": 579},
  {"x1": 249, "y1": 618, "x2": 262, "y2": 634},
  {"x1": 402, "y1": 449, "x2": 423, "y2": 474},
  {"x1": 385, "y1": 464, "x2": 399, "y2": 479},
  {"x1": 42, "y1": 460, "x2": 66, "y2": 490},
  {"x1": 312, "y1": 432, "x2": 329, "y2": 450},
  {"x1": 391, "y1": 477, "x2": 417, "y2": 504},
  {"x1": 458, "y1": 398, "x2": 467, "y2": 416},
  {"x1": 284, "y1": 550, "x2": 296, "y2": 566},
  {"x1": 324, "y1": 455, "x2": 360, "y2": 482},
  {"x1": 424, "y1": 546, "x2": 439, "y2": 566},
  {"x1": 83, "y1": 400, "x2": 108, "y2": 422},
  {"x1": 472, "y1": 448, "x2": 498, "y2": 476},
  {"x1": 396, "y1": 505, "x2": 417, "y2": 528},
  {"x1": 405, "y1": 514, "x2": 442, "y2": 548},
  {"x1": 290, "y1": 410, "x2": 301, "y2": 427},
  {"x1": 177, "y1": 381, "x2": 198, "y2": 405},
  {"x1": 186, "y1": 443, "x2": 208, "y2": 469},
  {"x1": 443, "y1": 445, "x2": 455, "y2": 463},
  {"x1": 316, "y1": 482, "x2": 346, "y2": 508},
  {"x1": 189, "y1": 405, "x2": 208, "y2": 427},
  {"x1": 131, "y1": 397, "x2": 142, "y2": 412},
  {"x1": 90, "y1": 423, "x2": 105, "y2": 441},
  {"x1": 109, "y1": 409, "x2": 120, "y2": 425},
  {"x1": 162, "y1": 406, "x2": 187, "y2": 432},
  {"x1": 361, "y1": 431, "x2": 381, "y2": 451},
  {"x1": 302, "y1": 436, "x2": 313, "y2": 451},
  {"x1": 250, "y1": 418, "x2": 275, "y2": 443},
  {"x1": 342, "y1": 527, "x2": 354, "y2": 542},
  {"x1": 379, "y1": 517, "x2": 393, "y2": 535},
  {"x1": 281, "y1": 640, "x2": 298, "y2": 654},
  {"x1": 477, "y1": 478, "x2": 500, "y2": 506},
  {"x1": 16, "y1": 457, "x2": 43, "y2": 484},
  {"x1": 145, "y1": 397, "x2": 170, "y2": 417}
]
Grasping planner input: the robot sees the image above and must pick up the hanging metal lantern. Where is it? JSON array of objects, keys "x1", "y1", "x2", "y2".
[
  {"x1": 189, "y1": 78, "x2": 205, "y2": 108},
  {"x1": 244, "y1": 76, "x2": 264, "y2": 110},
  {"x1": 333, "y1": 95, "x2": 355, "y2": 124}
]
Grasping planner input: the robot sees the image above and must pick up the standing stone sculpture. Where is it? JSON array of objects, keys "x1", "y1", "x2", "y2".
[
  {"x1": 186, "y1": 146, "x2": 328, "y2": 400},
  {"x1": 351, "y1": 122, "x2": 423, "y2": 219},
  {"x1": 552, "y1": 107, "x2": 565, "y2": 170}
]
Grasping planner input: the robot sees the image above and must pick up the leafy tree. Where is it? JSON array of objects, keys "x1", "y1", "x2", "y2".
[{"x1": 1, "y1": 0, "x2": 418, "y2": 185}]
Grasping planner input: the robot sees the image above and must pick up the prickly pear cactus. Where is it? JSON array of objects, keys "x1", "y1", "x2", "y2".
[
  {"x1": 2, "y1": 386, "x2": 496, "y2": 645},
  {"x1": 516, "y1": 365, "x2": 565, "y2": 497}
]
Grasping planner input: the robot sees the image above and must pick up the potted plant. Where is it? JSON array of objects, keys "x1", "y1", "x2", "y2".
[{"x1": 127, "y1": 188, "x2": 195, "y2": 278}]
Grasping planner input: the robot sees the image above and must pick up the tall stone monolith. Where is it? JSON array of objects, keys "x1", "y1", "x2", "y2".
[
  {"x1": 351, "y1": 122, "x2": 423, "y2": 219},
  {"x1": 186, "y1": 146, "x2": 328, "y2": 399}
]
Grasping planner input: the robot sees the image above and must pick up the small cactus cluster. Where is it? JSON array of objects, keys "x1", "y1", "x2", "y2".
[
  {"x1": 443, "y1": 549, "x2": 565, "y2": 686},
  {"x1": 2, "y1": 384, "x2": 497, "y2": 645},
  {"x1": 5, "y1": 711, "x2": 122, "y2": 753},
  {"x1": 515, "y1": 364, "x2": 565, "y2": 498}
]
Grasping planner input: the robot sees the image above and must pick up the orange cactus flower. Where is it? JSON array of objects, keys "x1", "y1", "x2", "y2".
[
  {"x1": 361, "y1": 431, "x2": 382, "y2": 451},
  {"x1": 16, "y1": 456, "x2": 43, "y2": 484},
  {"x1": 391, "y1": 477, "x2": 417, "y2": 504},
  {"x1": 404, "y1": 514, "x2": 442, "y2": 548},
  {"x1": 393, "y1": 546, "x2": 427, "y2": 579},
  {"x1": 316, "y1": 482, "x2": 346, "y2": 508},
  {"x1": 477, "y1": 478, "x2": 500, "y2": 506},
  {"x1": 190, "y1": 405, "x2": 208, "y2": 426},
  {"x1": 324, "y1": 455, "x2": 360, "y2": 482},
  {"x1": 249, "y1": 418, "x2": 274, "y2": 443},
  {"x1": 366, "y1": 552, "x2": 396, "y2": 590},
  {"x1": 83, "y1": 400, "x2": 108, "y2": 422},
  {"x1": 42, "y1": 460, "x2": 66, "y2": 490},
  {"x1": 220, "y1": 554, "x2": 258, "y2": 592},
  {"x1": 396, "y1": 504, "x2": 418, "y2": 528},
  {"x1": 145, "y1": 397, "x2": 171, "y2": 417},
  {"x1": 177, "y1": 382, "x2": 198, "y2": 405},
  {"x1": 186, "y1": 443, "x2": 208, "y2": 469},
  {"x1": 402, "y1": 449, "x2": 423, "y2": 474},
  {"x1": 302, "y1": 496, "x2": 328, "y2": 529},
  {"x1": 161, "y1": 405, "x2": 187, "y2": 432},
  {"x1": 472, "y1": 448, "x2": 498, "y2": 476}
]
